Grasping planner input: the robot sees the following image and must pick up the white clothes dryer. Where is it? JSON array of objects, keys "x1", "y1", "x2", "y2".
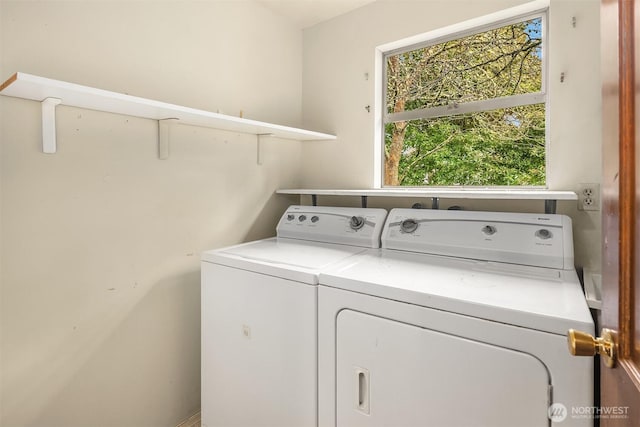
[
  {"x1": 318, "y1": 209, "x2": 594, "y2": 427},
  {"x1": 201, "y1": 205, "x2": 387, "y2": 427}
]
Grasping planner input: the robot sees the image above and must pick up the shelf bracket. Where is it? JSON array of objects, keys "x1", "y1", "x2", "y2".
[
  {"x1": 41, "y1": 97, "x2": 61, "y2": 154},
  {"x1": 158, "y1": 118, "x2": 178, "y2": 160},
  {"x1": 257, "y1": 134, "x2": 273, "y2": 165},
  {"x1": 544, "y1": 199, "x2": 557, "y2": 214}
]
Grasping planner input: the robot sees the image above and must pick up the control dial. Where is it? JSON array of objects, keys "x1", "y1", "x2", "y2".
[
  {"x1": 311, "y1": 216, "x2": 319, "y2": 223},
  {"x1": 298, "y1": 215, "x2": 307, "y2": 222},
  {"x1": 350, "y1": 216, "x2": 365, "y2": 231},
  {"x1": 400, "y1": 219, "x2": 419, "y2": 233},
  {"x1": 482, "y1": 225, "x2": 497, "y2": 236},
  {"x1": 287, "y1": 214, "x2": 295, "y2": 221},
  {"x1": 536, "y1": 229, "x2": 552, "y2": 240}
]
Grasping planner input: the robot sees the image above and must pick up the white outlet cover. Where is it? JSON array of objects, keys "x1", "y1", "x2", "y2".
[{"x1": 578, "y1": 183, "x2": 600, "y2": 211}]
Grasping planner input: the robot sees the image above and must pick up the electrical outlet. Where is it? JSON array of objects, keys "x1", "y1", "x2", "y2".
[{"x1": 577, "y1": 183, "x2": 600, "y2": 211}]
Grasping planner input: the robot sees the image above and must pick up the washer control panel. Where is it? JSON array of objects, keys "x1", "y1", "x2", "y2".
[
  {"x1": 383, "y1": 209, "x2": 574, "y2": 270},
  {"x1": 277, "y1": 205, "x2": 388, "y2": 248}
]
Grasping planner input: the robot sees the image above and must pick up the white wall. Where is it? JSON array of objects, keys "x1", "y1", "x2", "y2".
[
  {"x1": 0, "y1": 0, "x2": 603, "y2": 425},
  {"x1": 0, "y1": 1, "x2": 302, "y2": 426},
  {"x1": 301, "y1": 0, "x2": 602, "y2": 271}
]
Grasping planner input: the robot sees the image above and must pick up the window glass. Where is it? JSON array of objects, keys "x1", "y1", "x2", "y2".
[
  {"x1": 384, "y1": 16, "x2": 545, "y2": 187},
  {"x1": 386, "y1": 104, "x2": 545, "y2": 186}
]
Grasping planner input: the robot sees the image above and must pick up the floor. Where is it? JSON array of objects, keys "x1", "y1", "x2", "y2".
[{"x1": 177, "y1": 412, "x2": 201, "y2": 427}]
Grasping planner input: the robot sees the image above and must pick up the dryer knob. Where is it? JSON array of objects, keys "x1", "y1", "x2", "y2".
[
  {"x1": 298, "y1": 215, "x2": 307, "y2": 222},
  {"x1": 536, "y1": 229, "x2": 552, "y2": 239},
  {"x1": 400, "y1": 219, "x2": 419, "y2": 233},
  {"x1": 350, "y1": 216, "x2": 365, "y2": 230}
]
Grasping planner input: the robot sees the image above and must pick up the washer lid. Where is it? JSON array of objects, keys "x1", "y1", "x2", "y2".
[
  {"x1": 320, "y1": 249, "x2": 594, "y2": 335},
  {"x1": 201, "y1": 237, "x2": 368, "y2": 284}
]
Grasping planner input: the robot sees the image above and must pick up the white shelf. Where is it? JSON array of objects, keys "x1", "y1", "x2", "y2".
[
  {"x1": 0, "y1": 72, "x2": 336, "y2": 154},
  {"x1": 277, "y1": 188, "x2": 577, "y2": 214},
  {"x1": 276, "y1": 188, "x2": 578, "y2": 200}
]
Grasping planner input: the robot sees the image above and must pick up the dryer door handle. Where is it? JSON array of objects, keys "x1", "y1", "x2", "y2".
[{"x1": 355, "y1": 367, "x2": 370, "y2": 414}]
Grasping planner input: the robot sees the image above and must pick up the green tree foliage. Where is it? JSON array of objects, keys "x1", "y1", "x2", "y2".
[{"x1": 385, "y1": 18, "x2": 545, "y2": 186}]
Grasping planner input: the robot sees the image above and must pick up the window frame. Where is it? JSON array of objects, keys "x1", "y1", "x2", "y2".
[{"x1": 373, "y1": 0, "x2": 550, "y2": 188}]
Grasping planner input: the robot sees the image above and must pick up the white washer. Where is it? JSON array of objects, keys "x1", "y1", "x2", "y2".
[
  {"x1": 201, "y1": 205, "x2": 388, "y2": 427},
  {"x1": 318, "y1": 209, "x2": 594, "y2": 427}
]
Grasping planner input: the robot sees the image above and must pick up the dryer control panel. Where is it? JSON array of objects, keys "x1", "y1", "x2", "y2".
[
  {"x1": 277, "y1": 206, "x2": 388, "y2": 248},
  {"x1": 383, "y1": 209, "x2": 573, "y2": 270}
]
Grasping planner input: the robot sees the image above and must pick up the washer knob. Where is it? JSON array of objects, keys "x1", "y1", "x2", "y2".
[
  {"x1": 400, "y1": 219, "x2": 419, "y2": 233},
  {"x1": 287, "y1": 214, "x2": 295, "y2": 221},
  {"x1": 298, "y1": 215, "x2": 307, "y2": 222},
  {"x1": 350, "y1": 216, "x2": 365, "y2": 230},
  {"x1": 311, "y1": 215, "x2": 319, "y2": 223},
  {"x1": 482, "y1": 225, "x2": 497, "y2": 236}
]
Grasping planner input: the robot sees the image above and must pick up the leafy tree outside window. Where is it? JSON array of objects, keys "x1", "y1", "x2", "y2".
[{"x1": 384, "y1": 14, "x2": 546, "y2": 187}]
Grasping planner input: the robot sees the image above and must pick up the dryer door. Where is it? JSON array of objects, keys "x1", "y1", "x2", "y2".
[{"x1": 336, "y1": 310, "x2": 550, "y2": 427}]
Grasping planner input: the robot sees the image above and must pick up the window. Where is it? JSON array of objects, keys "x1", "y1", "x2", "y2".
[{"x1": 381, "y1": 7, "x2": 547, "y2": 187}]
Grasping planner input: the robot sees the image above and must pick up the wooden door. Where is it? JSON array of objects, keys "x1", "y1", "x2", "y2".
[{"x1": 601, "y1": 0, "x2": 640, "y2": 424}]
